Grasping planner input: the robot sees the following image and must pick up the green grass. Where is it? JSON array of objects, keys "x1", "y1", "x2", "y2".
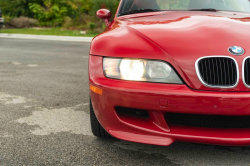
[{"x1": 0, "y1": 28, "x2": 98, "y2": 37}]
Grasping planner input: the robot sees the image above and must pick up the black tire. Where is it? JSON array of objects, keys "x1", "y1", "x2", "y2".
[{"x1": 90, "y1": 99, "x2": 111, "y2": 138}]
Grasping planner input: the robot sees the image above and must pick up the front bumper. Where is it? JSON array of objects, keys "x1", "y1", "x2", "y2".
[{"x1": 89, "y1": 55, "x2": 250, "y2": 146}]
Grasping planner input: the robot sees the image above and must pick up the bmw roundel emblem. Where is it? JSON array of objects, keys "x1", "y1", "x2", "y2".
[{"x1": 228, "y1": 46, "x2": 244, "y2": 55}]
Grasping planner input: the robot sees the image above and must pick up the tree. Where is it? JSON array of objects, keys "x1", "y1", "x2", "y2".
[{"x1": 0, "y1": 0, "x2": 41, "y2": 17}]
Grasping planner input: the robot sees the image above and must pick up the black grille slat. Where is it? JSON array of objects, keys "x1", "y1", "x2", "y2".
[
  {"x1": 212, "y1": 59, "x2": 216, "y2": 85},
  {"x1": 246, "y1": 59, "x2": 249, "y2": 84},
  {"x1": 166, "y1": 113, "x2": 250, "y2": 129},
  {"x1": 218, "y1": 59, "x2": 221, "y2": 85},
  {"x1": 198, "y1": 57, "x2": 237, "y2": 87},
  {"x1": 230, "y1": 60, "x2": 234, "y2": 84},
  {"x1": 223, "y1": 61, "x2": 227, "y2": 85},
  {"x1": 219, "y1": 59, "x2": 223, "y2": 85},
  {"x1": 244, "y1": 58, "x2": 250, "y2": 86},
  {"x1": 225, "y1": 59, "x2": 229, "y2": 85},
  {"x1": 215, "y1": 59, "x2": 220, "y2": 85},
  {"x1": 208, "y1": 59, "x2": 212, "y2": 84},
  {"x1": 204, "y1": 60, "x2": 208, "y2": 84}
]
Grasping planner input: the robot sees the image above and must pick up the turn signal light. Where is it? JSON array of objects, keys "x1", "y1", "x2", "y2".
[{"x1": 90, "y1": 84, "x2": 103, "y2": 95}]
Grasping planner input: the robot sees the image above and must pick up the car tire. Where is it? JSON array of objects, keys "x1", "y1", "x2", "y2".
[{"x1": 90, "y1": 99, "x2": 111, "y2": 138}]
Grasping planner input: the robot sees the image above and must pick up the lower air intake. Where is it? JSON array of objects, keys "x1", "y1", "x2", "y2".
[
  {"x1": 166, "y1": 113, "x2": 250, "y2": 129},
  {"x1": 115, "y1": 107, "x2": 149, "y2": 119}
]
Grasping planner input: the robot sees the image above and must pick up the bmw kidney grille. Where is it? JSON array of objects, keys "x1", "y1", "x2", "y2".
[{"x1": 196, "y1": 56, "x2": 238, "y2": 88}]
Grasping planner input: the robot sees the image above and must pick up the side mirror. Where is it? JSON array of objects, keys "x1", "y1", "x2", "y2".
[{"x1": 96, "y1": 9, "x2": 112, "y2": 26}]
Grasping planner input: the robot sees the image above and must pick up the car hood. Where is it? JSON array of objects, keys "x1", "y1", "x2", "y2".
[{"x1": 91, "y1": 11, "x2": 250, "y2": 91}]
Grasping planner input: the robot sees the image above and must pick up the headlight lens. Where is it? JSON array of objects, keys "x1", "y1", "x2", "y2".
[
  {"x1": 103, "y1": 58, "x2": 183, "y2": 84},
  {"x1": 120, "y1": 59, "x2": 145, "y2": 81}
]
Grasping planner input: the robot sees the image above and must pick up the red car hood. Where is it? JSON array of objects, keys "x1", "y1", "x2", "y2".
[{"x1": 91, "y1": 11, "x2": 250, "y2": 91}]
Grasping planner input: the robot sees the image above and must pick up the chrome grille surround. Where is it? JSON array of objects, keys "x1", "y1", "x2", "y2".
[
  {"x1": 242, "y1": 56, "x2": 250, "y2": 88},
  {"x1": 195, "y1": 56, "x2": 239, "y2": 89}
]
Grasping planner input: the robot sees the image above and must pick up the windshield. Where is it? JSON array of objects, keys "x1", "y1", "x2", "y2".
[{"x1": 119, "y1": 0, "x2": 250, "y2": 16}]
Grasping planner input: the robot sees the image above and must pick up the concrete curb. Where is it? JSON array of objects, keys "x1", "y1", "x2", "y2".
[{"x1": 0, "y1": 33, "x2": 94, "y2": 42}]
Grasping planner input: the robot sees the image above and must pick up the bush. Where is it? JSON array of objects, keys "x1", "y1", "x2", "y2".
[
  {"x1": 2, "y1": 15, "x2": 12, "y2": 27},
  {"x1": 29, "y1": 0, "x2": 69, "y2": 27},
  {"x1": 88, "y1": 22, "x2": 96, "y2": 32},
  {"x1": 62, "y1": 13, "x2": 90, "y2": 30},
  {"x1": 62, "y1": 16, "x2": 73, "y2": 29},
  {"x1": 6, "y1": 17, "x2": 38, "y2": 28}
]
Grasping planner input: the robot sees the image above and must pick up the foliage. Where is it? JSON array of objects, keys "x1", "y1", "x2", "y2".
[
  {"x1": 61, "y1": 0, "x2": 93, "y2": 28},
  {"x1": 88, "y1": 22, "x2": 96, "y2": 32},
  {"x1": 0, "y1": 0, "x2": 40, "y2": 17},
  {"x1": 28, "y1": 0, "x2": 71, "y2": 26},
  {"x1": 2, "y1": 14, "x2": 12, "y2": 26},
  {"x1": 68, "y1": 0, "x2": 93, "y2": 14}
]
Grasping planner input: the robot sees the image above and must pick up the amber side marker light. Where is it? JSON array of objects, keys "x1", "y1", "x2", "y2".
[{"x1": 90, "y1": 84, "x2": 103, "y2": 95}]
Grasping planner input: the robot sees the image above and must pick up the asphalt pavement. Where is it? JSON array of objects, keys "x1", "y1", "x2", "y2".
[{"x1": 0, "y1": 38, "x2": 250, "y2": 166}]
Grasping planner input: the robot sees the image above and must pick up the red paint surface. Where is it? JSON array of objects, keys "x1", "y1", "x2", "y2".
[
  {"x1": 89, "y1": 7, "x2": 250, "y2": 146},
  {"x1": 96, "y1": 9, "x2": 111, "y2": 20}
]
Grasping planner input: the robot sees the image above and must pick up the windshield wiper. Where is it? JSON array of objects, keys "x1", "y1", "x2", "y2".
[
  {"x1": 119, "y1": 9, "x2": 160, "y2": 16},
  {"x1": 189, "y1": 8, "x2": 218, "y2": 11}
]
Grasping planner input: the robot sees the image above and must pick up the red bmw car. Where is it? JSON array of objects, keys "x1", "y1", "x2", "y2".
[{"x1": 89, "y1": 0, "x2": 250, "y2": 146}]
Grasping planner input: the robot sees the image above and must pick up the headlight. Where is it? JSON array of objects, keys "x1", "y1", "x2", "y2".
[{"x1": 103, "y1": 58, "x2": 183, "y2": 84}]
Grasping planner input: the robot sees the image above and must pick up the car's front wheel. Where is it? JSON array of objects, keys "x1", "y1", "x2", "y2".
[{"x1": 90, "y1": 99, "x2": 111, "y2": 138}]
